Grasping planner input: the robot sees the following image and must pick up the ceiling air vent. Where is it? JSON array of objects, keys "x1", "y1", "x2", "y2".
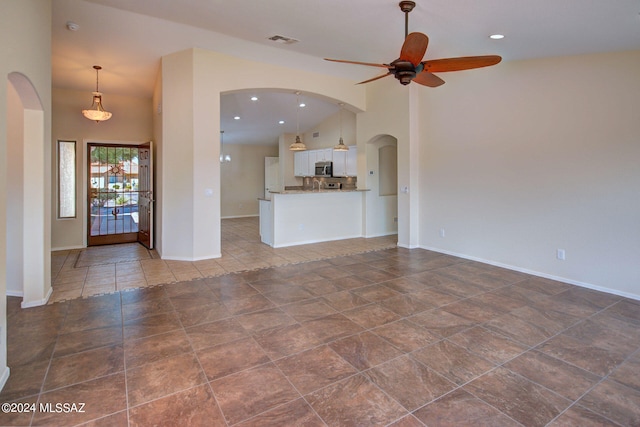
[{"x1": 267, "y1": 35, "x2": 299, "y2": 45}]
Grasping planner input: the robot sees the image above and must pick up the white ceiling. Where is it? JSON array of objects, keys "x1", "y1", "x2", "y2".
[{"x1": 52, "y1": 0, "x2": 640, "y2": 145}]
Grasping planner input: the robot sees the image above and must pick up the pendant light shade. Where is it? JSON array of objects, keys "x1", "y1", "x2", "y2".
[
  {"x1": 333, "y1": 103, "x2": 349, "y2": 151},
  {"x1": 82, "y1": 66, "x2": 112, "y2": 123},
  {"x1": 289, "y1": 91, "x2": 307, "y2": 151}
]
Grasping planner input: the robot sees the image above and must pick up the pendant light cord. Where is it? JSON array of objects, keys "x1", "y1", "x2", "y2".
[{"x1": 296, "y1": 91, "x2": 300, "y2": 137}]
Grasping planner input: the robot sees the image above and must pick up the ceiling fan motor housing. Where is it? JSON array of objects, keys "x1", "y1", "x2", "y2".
[{"x1": 391, "y1": 60, "x2": 416, "y2": 85}]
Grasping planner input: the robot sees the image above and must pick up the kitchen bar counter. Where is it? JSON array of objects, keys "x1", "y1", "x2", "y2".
[
  {"x1": 268, "y1": 188, "x2": 368, "y2": 195},
  {"x1": 259, "y1": 190, "x2": 365, "y2": 247}
]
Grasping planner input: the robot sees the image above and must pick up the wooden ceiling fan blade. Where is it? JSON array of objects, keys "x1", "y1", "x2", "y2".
[
  {"x1": 357, "y1": 72, "x2": 392, "y2": 85},
  {"x1": 413, "y1": 71, "x2": 445, "y2": 87},
  {"x1": 399, "y1": 32, "x2": 429, "y2": 66},
  {"x1": 324, "y1": 58, "x2": 391, "y2": 69},
  {"x1": 422, "y1": 55, "x2": 502, "y2": 73}
]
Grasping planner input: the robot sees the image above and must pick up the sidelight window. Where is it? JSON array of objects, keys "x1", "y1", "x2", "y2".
[{"x1": 57, "y1": 140, "x2": 76, "y2": 218}]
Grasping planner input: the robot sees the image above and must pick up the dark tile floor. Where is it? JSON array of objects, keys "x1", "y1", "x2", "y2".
[{"x1": 2, "y1": 248, "x2": 640, "y2": 426}]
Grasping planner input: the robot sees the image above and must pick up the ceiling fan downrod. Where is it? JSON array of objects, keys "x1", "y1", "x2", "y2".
[{"x1": 399, "y1": 1, "x2": 416, "y2": 39}]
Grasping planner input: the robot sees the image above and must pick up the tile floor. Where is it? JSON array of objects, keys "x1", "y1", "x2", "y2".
[
  {"x1": 2, "y1": 220, "x2": 640, "y2": 426},
  {"x1": 49, "y1": 217, "x2": 398, "y2": 303}
]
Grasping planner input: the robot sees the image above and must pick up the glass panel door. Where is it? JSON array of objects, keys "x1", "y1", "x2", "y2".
[{"x1": 88, "y1": 144, "x2": 140, "y2": 246}]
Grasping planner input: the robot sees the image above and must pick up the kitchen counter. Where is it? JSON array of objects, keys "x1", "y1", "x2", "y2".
[
  {"x1": 269, "y1": 188, "x2": 368, "y2": 194},
  {"x1": 259, "y1": 190, "x2": 365, "y2": 247}
]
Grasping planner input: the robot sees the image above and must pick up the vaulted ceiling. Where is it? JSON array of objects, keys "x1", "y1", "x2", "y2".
[{"x1": 52, "y1": 0, "x2": 640, "y2": 144}]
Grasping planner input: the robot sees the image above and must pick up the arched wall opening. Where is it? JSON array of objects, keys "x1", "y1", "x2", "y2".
[
  {"x1": 6, "y1": 72, "x2": 50, "y2": 308},
  {"x1": 364, "y1": 134, "x2": 398, "y2": 238},
  {"x1": 159, "y1": 48, "x2": 367, "y2": 260},
  {"x1": 218, "y1": 87, "x2": 360, "y2": 247}
]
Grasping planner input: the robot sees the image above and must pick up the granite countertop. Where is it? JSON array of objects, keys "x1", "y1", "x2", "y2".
[{"x1": 269, "y1": 188, "x2": 369, "y2": 194}]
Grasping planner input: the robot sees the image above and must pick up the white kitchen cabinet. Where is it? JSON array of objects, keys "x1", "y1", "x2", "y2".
[
  {"x1": 307, "y1": 150, "x2": 318, "y2": 173},
  {"x1": 333, "y1": 146, "x2": 357, "y2": 177},
  {"x1": 332, "y1": 149, "x2": 347, "y2": 177},
  {"x1": 294, "y1": 151, "x2": 310, "y2": 176},
  {"x1": 346, "y1": 145, "x2": 357, "y2": 176},
  {"x1": 317, "y1": 148, "x2": 333, "y2": 162}
]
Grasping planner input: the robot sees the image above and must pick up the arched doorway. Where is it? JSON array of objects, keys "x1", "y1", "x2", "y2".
[
  {"x1": 364, "y1": 134, "x2": 398, "y2": 238},
  {"x1": 6, "y1": 72, "x2": 50, "y2": 307}
]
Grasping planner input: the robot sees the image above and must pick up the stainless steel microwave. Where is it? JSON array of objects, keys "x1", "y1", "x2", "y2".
[{"x1": 315, "y1": 161, "x2": 333, "y2": 177}]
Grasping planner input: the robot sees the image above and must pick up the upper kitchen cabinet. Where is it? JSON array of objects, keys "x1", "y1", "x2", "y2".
[
  {"x1": 333, "y1": 146, "x2": 357, "y2": 177},
  {"x1": 294, "y1": 150, "x2": 311, "y2": 177},
  {"x1": 316, "y1": 148, "x2": 333, "y2": 162},
  {"x1": 295, "y1": 148, "x2": 336, "y2": 176}
]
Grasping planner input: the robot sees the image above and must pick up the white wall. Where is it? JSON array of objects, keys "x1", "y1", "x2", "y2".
[
  {"x1": 5, "y1": 83, "x2": 24, "y2": 296},
  {"x1": 50, "y1": 88, "x2": 153, "y2": 250},
  {"x1": 364, "y1": 135, "x2": 398, "y2": 237},
  {"x1": 271, "y1": 192, "x2": 364, "y2": 247},
  {"x1": 159, "y1": 48, "x2": 366, "y2": 261},
  {"x1": 1, "y1": 0, "x2": 52, "y2": 389},
  {"x1": 357, "y1": 79, "x2": 417, "y2": 245},
  {"x1": 221, "y1": 144, "x2": 278, "y2": 218},
  {"x1": 303, "y1": 109, "x2": 357, "y2": 151},
  {"x1": 419, "y1": 50, "x2": 640, "y2": 299}
]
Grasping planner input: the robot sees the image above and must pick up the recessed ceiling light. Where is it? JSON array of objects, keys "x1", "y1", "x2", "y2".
[
  {"x1": 234, "y1": 116, "x2": 240, "y2": 120},
  {"x1": 278, "y1": 120, "x2": 285, "y2": 124},
  {"x1": 299, "y1": 103, "x2": 306, "y2": 108},
  {"x1": 489, "y1": 34, "x2": 505, "y2": 40},
  {"x1": 250, "y1": 96, "x2": 258, "y2": 101}
]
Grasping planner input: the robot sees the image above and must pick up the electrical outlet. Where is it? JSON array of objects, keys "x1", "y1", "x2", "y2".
[
  {"x1": 439, "y1": 228, "x2": 445, "y2": 238},
  {"x1": 393, "y1": 217, "x2": 398, "y2": 223},
  {"x1": 556, "y1": 249, "x2": 566, "y2": 260}
]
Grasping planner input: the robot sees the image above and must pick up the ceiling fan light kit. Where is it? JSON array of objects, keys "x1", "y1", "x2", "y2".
[{"x1": 324, "y1": 1, "x2": 502, "y2": 87}]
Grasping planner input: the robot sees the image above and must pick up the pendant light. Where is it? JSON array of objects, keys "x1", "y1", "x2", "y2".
[
  {"x1": 333, "y1": 103, "x2": 349, "y2": 151},
  {"x1": 220, "y1": 130, "x2": 231, "y2": 163},
  {"x1": 289, "y1": 91, "x2": 307, "y2": 151},
  {"x1": 82, "y1": 65, "x2": 112, "y2": 123}
]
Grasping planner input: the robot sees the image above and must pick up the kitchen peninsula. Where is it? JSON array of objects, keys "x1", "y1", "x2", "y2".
[{"x1": 259, "y1": 188, "x2": 367, "y2": 247}]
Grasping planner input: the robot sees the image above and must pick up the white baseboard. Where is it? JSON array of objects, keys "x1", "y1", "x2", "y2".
[
  {"x1": 397, "y1": 242, "x2": 420, "y2": 249},
  {"x1": 5, "y1": 290, "x2": 23, "y2": 298},
  {"x1": 51, "y1": 244, "x2": 85, "y2": 251},
  {"x1": 420, "y1": 245, "x2": 640, "y2": 302},
  {"x1": 161, "y1": 253, "x2": 222, "y2": 262},
  {"x1": 272, "y1": 234, "x2": 363, "y2": 248},
  {"x1": 21, "y1": 286, "x2": 53, "y2": 308},
  {"x1": 0, "y1": 366, "x2": 10, "y2": 392},
  {"x1": 364, "y1": 231, "x2": 398, "y2": 238}
]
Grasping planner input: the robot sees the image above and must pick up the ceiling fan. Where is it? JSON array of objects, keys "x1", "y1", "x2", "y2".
[{"x1": 324, "y1": 1, "x2": 501, "y2": 87}]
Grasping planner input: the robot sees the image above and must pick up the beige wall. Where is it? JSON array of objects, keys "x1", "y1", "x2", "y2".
[
  {"x1": 6, "y1": 83, "x2": 24, "y2": 295},
  {"x1": 1, "y1": 0, "x2": 52, "y2": 388},
  {"x1": 419, "y1": 49, "x2": 640, "y2": 298},
  {"x1": 50, "y1": 88, "x2": 153, "y2": 250},
  {"x1": 364, "y1": 135, "x2": 398, "y2": 237},
  {"x1": 221, "y1": 144, "x2": 278, "y2": 218},
  {"x1": 159, "y1": 48, "x2": 366, "y2": 260},
  {"x1": 357, "y1": 79, "x2": 416, "y2": 243}
]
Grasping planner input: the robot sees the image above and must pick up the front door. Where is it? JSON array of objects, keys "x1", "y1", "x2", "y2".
[
  {"x1": 88, "y1": 142, "x2": 153, "y2": 247},
  {"x1": 137, "y1": 141, "x2": 153, "y2": 248}
]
